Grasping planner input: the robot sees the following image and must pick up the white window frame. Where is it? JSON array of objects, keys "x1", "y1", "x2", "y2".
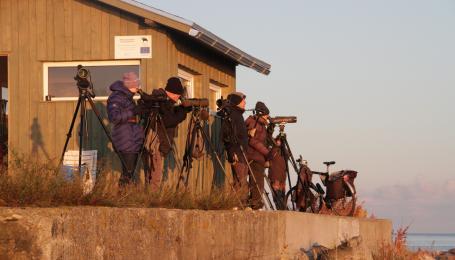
[
  {"x1": 43, "y1": 60, "x2": 140, "y2": 101},
  {"x1": 209, "y1": 83, "x2": 222, "y2": 112},
  {"x1": 177, "y1": 69, "x2": 194, "y2": 98}
]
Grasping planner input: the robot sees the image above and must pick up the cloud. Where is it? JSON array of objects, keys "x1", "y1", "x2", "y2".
[{"x1": 358, "y1": 178, "x2": 455, "y2": 233}]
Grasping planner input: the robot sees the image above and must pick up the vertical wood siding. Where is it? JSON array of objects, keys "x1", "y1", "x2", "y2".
[{"x1": 0, "y1": 0, "x2": 238, "y2": 193}]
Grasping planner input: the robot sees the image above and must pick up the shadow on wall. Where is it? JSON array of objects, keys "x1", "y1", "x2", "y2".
[
  {"x1": 30, "y1": 118, "x2": 50, "y2": 161},
  {"x1": 83, "y1": 102, "x2": 121, "y2": 173}
]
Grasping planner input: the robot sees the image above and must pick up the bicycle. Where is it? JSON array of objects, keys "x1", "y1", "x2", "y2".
[{"x1": 286, "y1": 159, "x2": 358, "y2": 216}]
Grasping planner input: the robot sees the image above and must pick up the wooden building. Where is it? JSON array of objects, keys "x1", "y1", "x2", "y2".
[{"x1": 0, "y1": 0, "x2": 270, "y2": 190}]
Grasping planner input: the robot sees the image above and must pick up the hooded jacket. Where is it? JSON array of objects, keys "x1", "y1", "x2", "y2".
[{"x1": 107, "y1": 80, "x2": 144, "y2": 153}]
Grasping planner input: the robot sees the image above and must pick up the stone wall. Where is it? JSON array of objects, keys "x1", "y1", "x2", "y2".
[{"x1": 0, "y1": 207, "x2": 391, "y2": 259}]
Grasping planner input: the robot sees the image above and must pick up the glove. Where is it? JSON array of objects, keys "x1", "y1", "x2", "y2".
[
  {"x1": 133, "y1": 103, "x2": 148, "y2": 115},
  {"x1": 265, "y1": 150, "x2": 274, "y2": 161}
]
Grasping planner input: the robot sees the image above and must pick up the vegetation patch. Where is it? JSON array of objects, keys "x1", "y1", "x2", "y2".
[{"x1": 0, "y1": 155, "x2": 240, "y2": 210}]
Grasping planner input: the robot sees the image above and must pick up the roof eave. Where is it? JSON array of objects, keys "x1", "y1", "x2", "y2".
[{"x1": 94, "y1": 0, "x2": 271, "y2": 75}]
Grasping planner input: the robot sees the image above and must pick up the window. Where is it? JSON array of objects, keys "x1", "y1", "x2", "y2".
[
  {"x1": 43, "y1": 60, "x2": 140, "y2": 101},
  {"x1": 209, "y1": 83, "x2": 222, "y2": 112},
  {"x1": 178, "y1": 69, "x2": 194, "y2": 98}
]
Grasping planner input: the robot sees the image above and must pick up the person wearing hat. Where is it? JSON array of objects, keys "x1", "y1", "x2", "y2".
[
  {"x1": 107, "y1": 72, "x2": 147, "y2": 186},
  {"x1": 221, "y1": 92, "x2": 249, "y2": 200},
  {"x1": 244, "y1": 101, "x2": 274, "y2": 210},
  {"x1": 139, "y1": 77, "x2": 190, "y2": 191}
]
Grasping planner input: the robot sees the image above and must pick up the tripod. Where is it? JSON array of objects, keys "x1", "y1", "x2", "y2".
[
  {"x1": 221, "y1": 113, "x2": 275, "y2": 210},
  {"x1": 59, "y1": 86, "x2": 126, "y2": 174},
  {"x1": 275, "y1": 123, "x2": 300, "y2": 210},
  {"x1": 136, "y1": 109, "x2": 183, "y2": 186},
  {"x1": 176, "y1": 108, "x2": 245, "y2": 208},
  {"x1": 176, "y1": 108, "x2": 205, "y2": 189}
]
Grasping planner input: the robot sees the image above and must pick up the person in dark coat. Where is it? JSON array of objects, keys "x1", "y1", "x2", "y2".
[
  {"x1": 268, "y1": 137, "x2": 287, "y2": 210},
  {"x1": 107, "y1": 72, "x2": 146, "y2": 186},
  {"x1": 139, "y1": 77, "x2": 189, "y2": 191},
  {"x1": 221, "y1": 92, "x2": 249, "y2": 201},
  {"x1": 245, "y1": 101, "x2": 273, "y2": 209}
]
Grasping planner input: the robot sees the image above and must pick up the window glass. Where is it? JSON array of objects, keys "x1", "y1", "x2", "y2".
[
  {"x1": 178, "y1": 69, "x2": 194, "y2": 98},
  {"x1": 209, "y1": 84, "x2": 222, "y2": 112},
  {"x1": 44, "y1": 61, "x2": 140, "y2": 100}
]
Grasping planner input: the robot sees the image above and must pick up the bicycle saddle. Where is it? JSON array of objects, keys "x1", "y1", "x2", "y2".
[{"x1": 323, "y1": 161, "x2": 336, "y2": 166}]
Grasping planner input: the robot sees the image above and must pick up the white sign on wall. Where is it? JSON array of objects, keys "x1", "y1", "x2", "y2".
[{"x1": 115, "y1": 35, "x2": 152, "y2": 59}]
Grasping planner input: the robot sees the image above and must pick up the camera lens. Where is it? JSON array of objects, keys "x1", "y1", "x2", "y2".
[{"x1": 77, "y1": 68, "x2": 89, "y2": 79}]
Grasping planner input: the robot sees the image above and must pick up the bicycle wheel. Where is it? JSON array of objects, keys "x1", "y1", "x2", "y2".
[
  {"x1": 308, "y1": 186, "x2": 323, "y2": 213},
  {"x1": 330, "y1": 183, "x2": 356, "y2": 216},
  {"x1": 285, "y1": 186, "x2": 297, "y2": 211}
]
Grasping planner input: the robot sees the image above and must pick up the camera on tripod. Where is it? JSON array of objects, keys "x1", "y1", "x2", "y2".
[
  {"x1": 181, "y1": 98, "x2": 210, "y2": 121},
  {"x1": 137, "y1": 89, "x2": 168, "y2": 110},
  {"x1": 74, "y1": 65, "x2": 95, "y2": 98},
  {"x1": 181, "y1": 98, "x2": 209, "y2": 108},
  {"x1": 215, "y1": 97, "x2": 231, "y2": 118},
  {"x1": 270, "y1": 116, "x2": 297, "y2": 125}
]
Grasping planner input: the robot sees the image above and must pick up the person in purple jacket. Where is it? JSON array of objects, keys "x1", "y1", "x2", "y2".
[{"x1": 107, "y1": 72, "x2": 147, "y2": 186}]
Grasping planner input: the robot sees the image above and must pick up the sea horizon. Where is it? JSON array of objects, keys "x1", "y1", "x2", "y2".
[{"x1": 406, "y1": 233, "x2": 455, "y2": 252}]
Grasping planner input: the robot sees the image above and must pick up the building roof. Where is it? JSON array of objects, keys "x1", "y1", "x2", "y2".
[{"x1": 94, "y1": 0, "x2": 271, "y2": 75}]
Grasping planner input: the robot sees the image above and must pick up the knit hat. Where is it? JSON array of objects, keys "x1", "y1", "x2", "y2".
[
  {"x1": 255, "y1": 101, "x2": 269, "y2": 115},
  {"x1": 123, "y1": 72, "x2": 140, "y2": 89},
  {"x1": 227, "y1": 92, "x2": 246, "y2": 106},
  {"x1": 165, "y1": 77, "x2": 184, "y2": 95}
]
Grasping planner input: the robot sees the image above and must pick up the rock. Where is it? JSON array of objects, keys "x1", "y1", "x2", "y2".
[{"x1": 449, "y1": 248, "x2": 455, "y2": 255}]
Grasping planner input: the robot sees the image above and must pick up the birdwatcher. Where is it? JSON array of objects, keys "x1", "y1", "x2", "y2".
[
  {"x1": 245, "y1": 101, "x2": 273, "y2": 210},
  {"x1": 139, "y1": 77, "x2": 191, "y2": 192},
  {"x1": 221, "y1": 92, "x2": 249, "y2": 201},
  {"x1": 268, "y1": 136, "x2": 287, "y2": 210},
  {"x1": 107, "y1": 72, "x2": 147, "y2": 186}
]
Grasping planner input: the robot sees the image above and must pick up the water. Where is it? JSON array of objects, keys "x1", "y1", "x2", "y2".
[{"x1": 407, "y1": 233, "x2": 455, "y2": 252}]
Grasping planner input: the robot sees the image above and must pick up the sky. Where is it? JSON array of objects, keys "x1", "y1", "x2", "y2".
[{"x1": 142, "y1": 0, "x2": 455, "y2": 233}]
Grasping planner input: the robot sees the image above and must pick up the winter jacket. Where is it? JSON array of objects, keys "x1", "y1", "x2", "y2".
[
  {"x1": 107, "y1": 80, "x2": 144, "y2": 153},
  {"x1": 245, "y1": 115, "x2": 270, "y2": 165},
  {"x1": 221, "y1": 105, "x2": 248, "y2": 163},
  {"x1": 145, "y1": 88, "x2": 187, "y2": 155},
  {"x1": 268, "y1": 146, "x2": 287, "y2": 183}
]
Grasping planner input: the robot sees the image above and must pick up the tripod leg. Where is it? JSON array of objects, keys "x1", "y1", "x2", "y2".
[
  {"x1": 176, "y1": 114, "x2": 194, "y2": 190},
  {"x1": 184, "y1": 122, "x2": 198, "y2": 187},
  {"x1": 85, "y1": 96, "x2": 128, "y2": 170},
  {"x1": 280, "y1": 140, "x2": 295, "y2": 210},
  {"x1": 284, "y1": 137, "x2": 299, "y2": 173},
  {"x1": 198, "y1": 122, "x2": 245, "y2": 209},
  {"x1": 59, "y1": 97, "x2": 82, "y2": 166},
  {"x1": 78, "y1": 98, "x2": 86, "y2": 173},
  {"x1": 156, "y1": 113, "x2": 183, "y2": 174},
  {"x1": 239, "y1": 146, "x2": 275, "y2": 210}
]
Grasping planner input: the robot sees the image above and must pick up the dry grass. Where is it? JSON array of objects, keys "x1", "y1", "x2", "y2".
[
  {"x1": 353, "y1": 201, "x2": 370, "y2": 218},
  {"x1": 0, "y1": 155, "x2": 241, "y2": 210},
  {"x1": 373, "y1": 225, "x2": 439, "y2": 260}
]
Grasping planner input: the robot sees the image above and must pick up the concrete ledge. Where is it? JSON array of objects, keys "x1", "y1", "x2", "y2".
[{"x1": 0, "y1": 207, "x2": 391, "y2": 259}]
